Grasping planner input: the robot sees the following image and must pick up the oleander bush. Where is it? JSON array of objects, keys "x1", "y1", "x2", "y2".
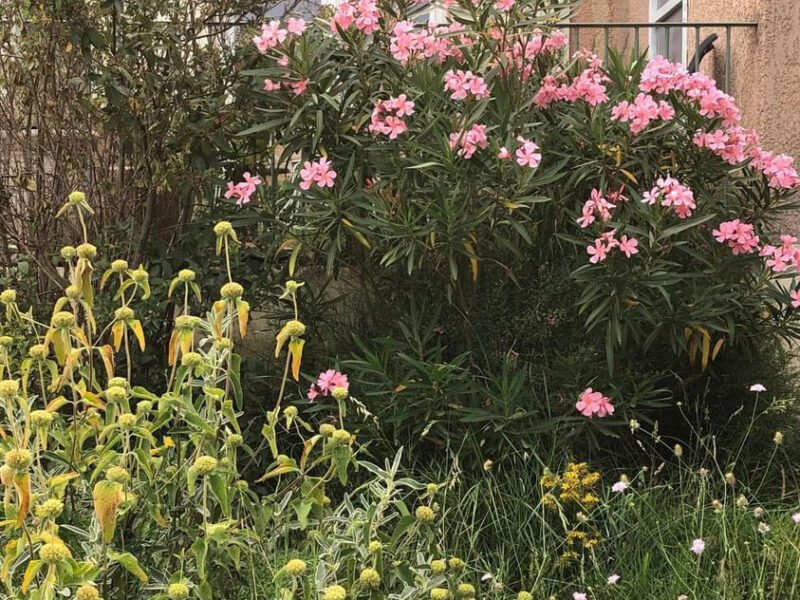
[{"x1": 219, "y1": 0, "x2": 800, "y2": 460}]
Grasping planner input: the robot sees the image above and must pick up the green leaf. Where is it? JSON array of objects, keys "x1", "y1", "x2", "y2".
[{"x1": 108, "y1": 551, "x2": 148, "y2": 583}]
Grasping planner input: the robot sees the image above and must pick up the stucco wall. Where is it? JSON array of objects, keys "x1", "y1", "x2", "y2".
[{"x1": 570, "y1": 0, "x2": 800, "y2": 163}]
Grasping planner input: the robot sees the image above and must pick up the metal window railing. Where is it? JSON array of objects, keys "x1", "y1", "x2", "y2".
[{"x1": 555, "y1": 21, "x2": 758, "y2": 92}]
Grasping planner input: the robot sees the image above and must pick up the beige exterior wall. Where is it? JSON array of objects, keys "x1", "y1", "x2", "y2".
[{"x1": 570, "y1": 0, "x2": 800, "y2": 163}]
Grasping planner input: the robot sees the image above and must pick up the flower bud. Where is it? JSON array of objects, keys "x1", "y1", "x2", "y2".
[
  {"x1": 220, "y1": 282, "x2": 244, "y2": 299},
  {"x1": 0, "y1": 336, "x2": 12, "y2": 348},
  {"x1": 285, "y1": 559, "x2": 307, "y2": 577},
  {"x1": 518, "y1": 593, "x2": 533, "y2": 600},
  {"x1": 75, "y1": 584, "x2": 100, "y2": 600},
  {"x1": 30, "y1": 410, "x2": 54, "y2": 427},
  {"x1": 368, "y1": 540, "x2": 383, "y2": 554},
  {"x1": 0, "y1": 379, "x2": 20, "y2": 399},
  {"x1": 60, "y1": 245, "x2": 76, "y2": 260},
  {"x1": 117, "y1": 413, "x2": 136, "y2": 430},
  {"x1": 235, "y1": 479, "x2": 249, "y2": 492},
  {"x1": 67, "y1": 191, "x2": 86, "y2": 204},
  {"x1": 359, "y1": 568, "x2": 381, "y2": 588},
  {"x1": 136, "y1": 400, "x2": 152, "y2": 414},
  {"x1": 725, "y1": 472, "x2": 736, "y2": 487},
  {"x1": 323, "y1": 586, "x2": 347, "y2": 600},
  {"x1": 215, "y1": 337, "x2": 232, "y2": 350},
  {"x1": 76, "y1": 243, "x2": 97, "y2": 260},
  {"x1": 774, "y1": 431, "x2": 784, "y2": 445},
  {"x1": 456, "y1": 583, "x2": 476, "y2": 598},
  {"x1": 0, "y1": 290, "x2": 16, "y2": 305},
  {"x1": 51, "y1": 311, "x2": 75, "y2": 328},
  {"x1": 283, "y1": 405, "x2": 298, "y2": 419},
  {"x1": 282, "y1": 319, "x2": 305, "y2": 337},
  {"x1": 736, "y1": 494, "x2": 749, "y2": 508},
  {"x1": 430, "y1": 559, "x2": 446, "y2": 574},
  {"x1": 213, "y1": 221, "x2": 234, "y2": 237},
  {"x1": 181, "y1": 352, "x2": 204, "y2": 368},
  {"x1": 108, "y1": 377, "x2": 127, "y2": 388},
  {"x1": 114, "y1": 306, "x2": 135, "y2": 321},
  {"x1": 673, "y1": 444, "x2": 683, "y2": 458},
  {"x1": 130, "y1": 267, "x2": 149, "y2": 284},
  {"x1": 319, "y1": 423, "x2": 336, "y2": 437},
  {"x1": 39, "y1": 542, "x2": 70, "y2": 564},
  {"x1": 331, "y1": 429, "x2": 351, "y2": 445},
  {"x1": 447, "y1": 557, "x2": 465, "y2": 571},
  {"x1": 178, "y1": 269, "x2": 196, "y2": 282},
  {"x1": 415, "y1": 506, "x2": 435, "y2": 523},
  {"x1": 227, "y1": 433, "x2": 243, "y2": 447},
  {"x1": 193, "y1": 455, "x2": 218, "y2": 475},
  {"x1": 106, "y1": 466, "x2": 131, "y2": 484},
  {"x1": 167, "y1": 583, "x2": 190, "y2": 600},
  {"x1": 430, "y1": 589, "x2": 450, "y2": 600},
  {"x1": 28, "y1": 344, "x2": 47, "y2": 360},
  {"x1": 106, "y1": 386, "x2": 127, "y2": 403},
  {"x1": 35, "y1": 498, "x2": 64, "y2": 520},
  {"x1": 111, "y1": 259, "x2": 128, "y2": 273}
]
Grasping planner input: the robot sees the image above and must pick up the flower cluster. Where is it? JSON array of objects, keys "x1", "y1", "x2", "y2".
[
  {"x1": 575, "y1": 387, "x2": 615, "y2": 418},
  {"x1": 641, "y1": 175, "x2": 696, "y2": 219},
  {"x1": 586, "y1": 229, "x2": 638, "y2": 263},
  {"x1": 299, "y1": 158, "x2": 337, "y2": 190},
  {"x1": 330, "y1": 0, "x2": 381, "y2": 35},
  {"x1": 577, "y1": 188, "x2": 616, "y2": 228},
  {"x1": 443, "y1": 69, "x2": 489, "y2": 101},
  {"x1": 389, "y1": 20, "x2": 465, "y2": 65},
  {"x1": 368, "y1": 94, "x2": 415, "y2": 139},
  {"x1": 223, "y1": 172, "x2": 262, "y2": 206},
  {"x1": 514, "y1": 136, "x2": 542, "y2": 168},
  {"x1": 307, "y1": 369, "x2": 350, "y2": 401},
  {"x1": 712, "y1": 220, "x2": 760, "y2": 255},
  {"x1": 534, "y1": 67, "x2": 608, "y2": 108},
  {"x1": 263, "y1": 78, "x2": 310, "y2": 96},
  {"x1": 252, "y1": 20, "x2": 288, "y2": 53},
  {"x1": 498, "y1": 31, "x2": 568, "y2": 81},
  {"x1": 448, "y1": 123, "x2": 488, "y2": 159},
  {"x1": 611, "y1": 92, "x2": 675, "y2": 134}
]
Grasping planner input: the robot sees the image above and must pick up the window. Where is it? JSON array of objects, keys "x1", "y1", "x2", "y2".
[{"x1": 650, "y1": 0, "x2": 687, "y2": 63}]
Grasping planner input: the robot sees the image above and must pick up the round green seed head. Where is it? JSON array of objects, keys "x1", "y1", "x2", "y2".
[
  {"x1": 65, "y1": 285, "x2": 82, "y2": 300},
  {"x1": 114, "y1": 306, "x2": 134, "y2": 321},
  {"x1": 75, "y1": 584, "x2": 101, "y2": 600},
  {"x1": 30, "y1": 410, "x2": 54, "y2": 427},
  {"x1": 430, "y1": 560, "x2": 446, "y2": 575},
  {"x1": 35, "y1": 499, "x2": 64, "y2": 520},
  {"x1": 367, "y1": 540, "x2": 383, "y2": 554},
  {"x1": 415, "y1": 506, "x2": 435, "y2": 523},
  {"x1": 234, "y1": 480, "x2": 249, "y2": 492},
  {"x1": 213, "y1": 221, "x2": 234, "y2": 237},
  {"x1": 136, "y1": 400, "x2": 152, "y2": 414},
  {"x1": 111, "y1": 259, "x2": 128, "y2": 273},
  {"x1": 276, "y1": 454, "x2": 293, "y2": 467},
  {"x1": 447, "y1": 558, "x2": 465, "y2": 571},
  {"x1": 39, "y1": 542, "x2": 70, "y2": 564},
  {"x1": 0, "y1": 289, "x2": 16, "y2": 304},
  {"x1": 359, "y1": 568, "x2": 381, "y2": 588},
  {"x1": 283, "y1": 405, "x2": 298, "y2": 418},
  {"x1": 117, "y1": 413, "x2": 136, "y2": 430},
  {"x1": 4, "y1": 448, "x2": 32, "y2": 471},
  {"x1": 323, "y1": 585, "x2": 347, "y2": 600},
  {"x1": 67, "y1": 191, "x2": 86, "y2": 204},
  {"x1": 108, "y1": 377, "x2": 127, "y2": 388},
  {"x1": 331, "y1": 386, "x2": 349, "y2": 402},
  {"x1": 181, "y1": 352, "x2": 204, "y2": 368},
  {"x1": 193, "y1": 456, "x2": 218, "y2": 475},
  {"x1": 167, "y1": 583, "x2": 190, "y2": 600},
  {"x1": 0, "y1": 336, "x2": 12, "y2": 348},
  {"x1": 220, "y1": 282, "x2": 244, "y2": 299},
  {"x1": 331, "y1": 429, "x2": 351, "y2": 445},
  {"x1": 105, "y1": 386, "x2": 127, "y2": 403},
  {"x1": 226, "y1": 433, "x2": 243, "y2": 447},
  {"x1": 106, "y1": 466, "x2": 131, "y2": 484},
  {"x1": 178, "y1": 269, "x2": 196, "y2": 282},
  {"x1": 282, "y1": 319, "x2": 305, "y2": 337},
  {"x1": 51, "y1": 311, "x2": 75, "y2": 328},
  {"x1": 0, "y1": 379, "x2": 20, "y2": 400},
  {"x1": 76, "y1": 243, "x2": 97, "y2": 260},
  {"x1": 456, "y1": 583, "x2": 476, "y2": 598},
  {"x1": 215, "y1": 337, "x2": 232, "y2": 350},
  {"x1": 517, "y1": 593, "x2": 533, "y2": 600},
  {"x1": 319, "y1": 423, "x2": 336, "y2": 437},
  {"x1": 430, "y1": 589, "x2": 450, "y2": 600},
  {"x1": 60, "y1": 246, "x2": 76, "y2": 260},
  {"x1": 285, "y1": 558, "x2": 307, "y2": 577},
  {"x1": 130, "y1": 267, "x2": 149, "y2": 284},
  {"x1": 28, "y1": 344, "x2": 48, "y2": 360},
  {"x1": 174, "y1": 315, "x2": 195, "y2": 330}
]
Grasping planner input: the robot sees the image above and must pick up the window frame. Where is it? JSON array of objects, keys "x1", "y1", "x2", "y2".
[{"x1": 649, "y1": 0, "x2": 688, "y2": 63}]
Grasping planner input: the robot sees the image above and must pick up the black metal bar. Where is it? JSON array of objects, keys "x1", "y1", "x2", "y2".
[
  {"x1": 554, "y1": 21, "x2": 757, "y2": 27},
  {"x1": 634, "y1": 26, "x2": 640, "y2": 56},
  {"x1": 725, "y1": 26, "x2": 732, "y2": 91},
  {"x1": 604, "y1": 26, "x2": 610, "y2": 62}
]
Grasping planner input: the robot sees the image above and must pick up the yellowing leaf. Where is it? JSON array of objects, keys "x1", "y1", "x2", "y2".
[
  {"x1": 129, "y1": 320, "x2": 146, "y2": 351},
  {"x1": 288, "y1": 338, "x2": 304, "y2": 381},
  {"x1": 21, "y1": 559, "x2": 42, "y2": 593},
  {"x1": 93, "y1": 480, "x2": 124, "y2": 543},
  {"x1": 111, "y1": 321, "x2": 125, "y2": 352},
  {"x1": 13, "y1": 472, "x2": 30, "y2": 526}
]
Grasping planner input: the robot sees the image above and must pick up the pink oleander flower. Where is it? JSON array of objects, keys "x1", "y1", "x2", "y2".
[
  {"x1": 331, "y1": 0, "x2": 381, "y2": 35},
  {"x1": 643, "y1": 176, "x2": 696, "y2": 219},
  {"x1": 497, "y1": 147, "x2": 511, "y2": 160},
  {"x1": 712, "y1": 219, "x2": 760, "y2": 255},
  {"x1": 317, "y1": 369, "x2": 349, "y2": 395},
  {"x1": 611, "y1": 93, "x2": 673, "y2": 134},
  {"x1": 791, "y1": 289, "x2": 800, "y2": 308},
  {"x1": 690, "y1": 538, "x2": 705, "y2": 555},
  {"x1": 277, "y1": 55, "x2": 290, "y2": 67},
  {"x1": 577, "y1": 188, "x2": 616, "y2": 228},
  {"x1": 618, "y1": 235, "x2": 639, "y2": 258},
  {"x1": 263, "y1": 78, "x2": 281, "y2": 92},
  {"x1": 607, "y1": 574, "x2": 621, "y2": 585},
  {"x1": 369, "y1": 94, "x2": 415, "y2": 139},
  {"x1": 749, "y1": 383, "x2": 766, "y2": 392},
  {"x1": 587, "y1": 239, "x2": 608, "y2": 264},
  {"x1": 514, "y1": 137, "x2": 541, "y2": 168},
  {"x1": 449, "y1": 123, "x2": 488, "y2": 159},
  {"x1": 289, "y1": 79, "x2": 309, "y2": 96},
  {"x1": 299, "y1": 158, "x2": 337, "y2": 190},
  {"x1": 573, "y1": 593, "x2": 587, "y2": 600},
  {"x1": 576, "y1": 387, "x2": 615, "y2": 418},
  {"x1": 287, "y1": 17, "x2": 306, "y2": 36},
  {"x1": 444, "y1": 69, "x2": 490, "y2": 101},
  {"x1": 307, "y1": 384, "x2": 320, "y2": 401},
  {"x1": 792, "y1": 513, "x2": 800, "y2": 523},
  {"x1": 253, "y1": 20, "x2": 288, "y2": 53},
  {"x1": 495, "y1": 0, "x2": 514, "y2": 10},
  {"x1": 224, "y1": 172, "x2": 262, "y2": 206}
]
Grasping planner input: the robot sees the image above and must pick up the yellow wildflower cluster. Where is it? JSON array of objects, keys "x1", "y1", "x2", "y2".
[{"x1": 540, "y1": 462, "x2": 601, "y2": 509}]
